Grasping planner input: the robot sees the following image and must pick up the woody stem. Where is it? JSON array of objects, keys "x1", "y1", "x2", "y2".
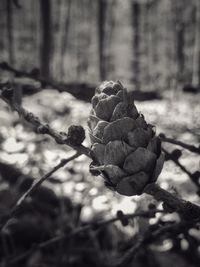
[{"x1": 144, "y1": 183, "x2": 200, "y2": 220}]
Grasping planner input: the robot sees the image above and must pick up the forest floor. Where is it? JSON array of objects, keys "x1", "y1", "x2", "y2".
[
  {"x1": 0, "y1": 86, "x2": 199, "y2": 267},
  {"x1": 0, "y1": 87, "x2": 199, "y2": 219}
]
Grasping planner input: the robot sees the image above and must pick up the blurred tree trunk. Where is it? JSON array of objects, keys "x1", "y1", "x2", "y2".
[
  {"x1": 40, "y1": 0, "x2": 52, "y2": 78},
  {"x1": 192, "y1": 0, "x2": 200, "y2": 87},
  {"x1": 177, "y1": 27, "x2": 185, "y2": 79},
  {"x1": 144, "y1": 1, "x2": 152, "y2": 89},
  {"x1": 6, "y1": 0, "x2": 22, "y2": 105},
  {"x1": 131, "y1": 1, "x2": 140, "y2": 91},
  {"x1": 53, "y1": 0, "x2": 64, "y2": 79},
  {"x1": 145, "y1": 0, "x2": 160, "y2": 89},
  {"x1": 76, "y1": 0, "x2": 83, "y2": 80},
  {"x1": 174, "y1": 1, "x2": 185, "y2": 86},
  {"x1": 31, "y1": 0, "x2": 40, "y2": 68},
  {"x1": 6, "y1": 0, "x2": 14, "y2": 65},
  {"x1": 98, "y1": 0, "x2": 107, "y2": 81},
  {"x1": 105, "y1": 0, "x2": 116, "y2": 77},
  {"x1": 60, "y1": 0, "x2": 72, "y2": 78},
  {"x1": 151, "y1": 1, "x2": 159, "y2": 87}
]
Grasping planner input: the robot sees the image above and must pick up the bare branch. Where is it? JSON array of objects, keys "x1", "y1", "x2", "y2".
[
  {"x1": 0, "y1": 86, "x2": 91, "y2": 158},
  {"x1": 6, "y1": 209, "x2": 164, "y2": 265},
  {"x1": 162, "y1": 148, "x2": 199, "y2": 188},
  {"x1": 0, "y1": 62, "x2": 95, "y2": 102},
  {"x1": 160, "y1": 133, "x2": 200, "y2": 154},
  {"x1": 16, "y1": 152, "x2": 80, "y2": 208},
  {"x1": 144, "y1": 183, "x2": 200, "y2": 219},
  {"x1": 112, "y1": 219, "x2": 199, "y2": 267},
  {"x1": 0, "y1": 153, "x2": 81, "y2": 230}
]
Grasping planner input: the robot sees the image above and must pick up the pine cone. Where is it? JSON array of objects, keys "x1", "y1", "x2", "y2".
[{"x1": 88, "y1": 81, "x2": 164, "y2": 196}]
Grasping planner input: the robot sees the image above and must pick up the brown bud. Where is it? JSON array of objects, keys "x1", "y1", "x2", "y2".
[{"x1": 67, "y1": 125, "x2": 85, "y2": 145}]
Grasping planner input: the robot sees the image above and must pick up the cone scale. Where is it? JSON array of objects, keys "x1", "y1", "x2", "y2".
[{"x1": 88, "y1": 81, "x2": 164, "y2": 196}]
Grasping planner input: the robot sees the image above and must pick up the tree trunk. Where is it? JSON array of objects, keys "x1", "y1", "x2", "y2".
[
  {"x1": 144, "y1": 1, "x2": 152, "y2": 90},
  {"x1": 174, "y1": 1, "x2": 185, "y2": 86},
  {"x1": 40, "y1": 0, "x2": 52, "y2": 78},
  {"x1": 131, "y1": 1, "x2": 140, "y2": 91},
  {"x1": 6, "y1": 0, "x2": 14, "y2": 65},
  {"x1": 60, "y1": 0, "x2": 72, "y2": 78},
  {"x1": 192, "y1": 0, "x2": 200, "y2": 87},
  {"x1": 98, "y1": 0, "x2": 107, "y2": 81},
  {"x1": 104, "y1": 0, "x2": 116, "y2": 77}
]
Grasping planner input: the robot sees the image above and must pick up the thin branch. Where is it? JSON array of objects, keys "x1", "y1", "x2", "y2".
[
  {"x1": 160, "y1": 134, "x2": 200, "y2": 154},
  {"x1": 0, "y1": 62, "x2": 71, "y2": 91},
  {"x1": 112, "y1": 219, "x2": 199, "y2": 267},
  {"x1": 162, "y1": 148, "x2": 199, "y2": 188},
  {"x1": 0, "y1": 87, "x2": 91, "y2": 158},
  {"x1": 0, "y1": 62, "x2": 161, "y2": 102},
  {"x1": 144, "y1": 183, "x2": 200, "y2": 219},
  {"x1": 33, "y1": 209, "x2": 163, "y2": 248},
  {"x1": 16, "y1": 152, "x2": 80, "y2": 208},
  {"x1": 0, "y1": 62, "x2": 95, "y2": 102},
  {"x1": 6, "y1": 209, "x2": 164, "y2": 265},
  {"x1": 0, "y1": 153, "x2": 81, "y2": 230}
]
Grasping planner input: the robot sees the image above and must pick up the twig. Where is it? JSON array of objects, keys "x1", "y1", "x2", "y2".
[
  {"x1": 0, "y1": 62, "x2": 95, "y2": 102},
  {"x1": 100, "y1": 209, "x2": 163, "y2": 226},
  {"x1": 162, "y1": 148, "x2": 199, "y2": 188},
  {"x1": 0, "y1": 62, "x2": 72, "y2": 91},
  {"x1": 16, "y1": 152, "x2": 80, "y2": 208},
  {"x1": 6, "y1": 209, "x2": 164, "y2": 265},
  {"x1": 162, "y1": 148, "x2": 192, "y2": 177},
  {"x1": 112, "y1": 219, "x2": 199, "y2": 267},
  {"x1": 0, "y1": 87, "x2": 91, "y2": 158},
  {"x1": 0, "y1": 153, "x2": 81, "y2": 230},
  {"x1": 30, "y1": 209, "x2": 164, "y2": 248},
  {"x1": 160, "y1": 134, "x2": 200, "y2": 154},
  {"x1": 144, "y1": 183, "x2": 200, "y2": 219}
]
